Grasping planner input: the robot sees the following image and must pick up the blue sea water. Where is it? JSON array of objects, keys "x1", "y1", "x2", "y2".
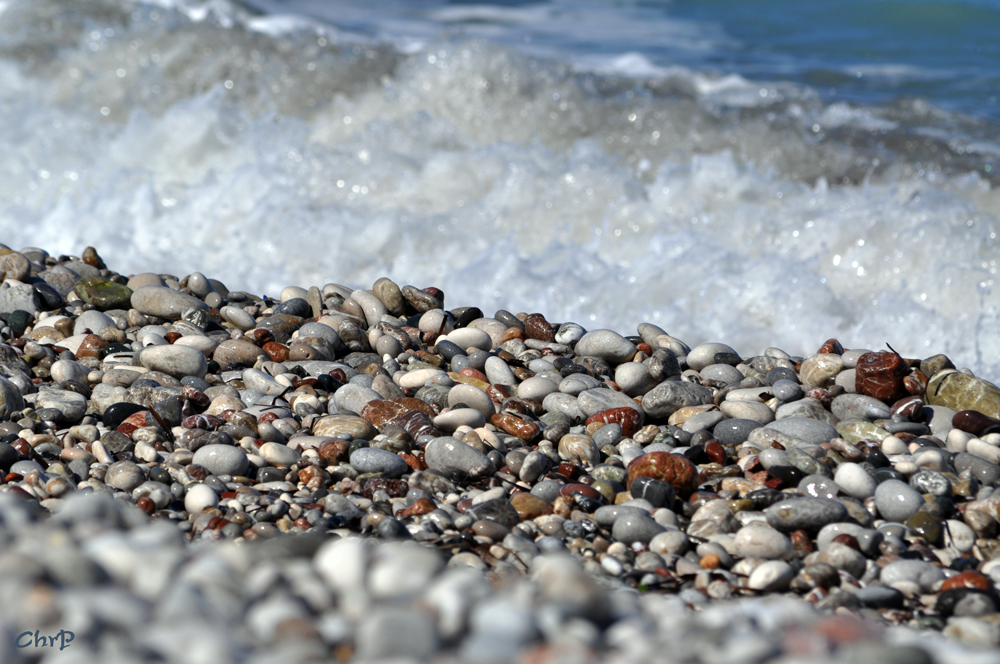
[{"x1": 0, "y1": 0, "x2": 998, "y2": 378}]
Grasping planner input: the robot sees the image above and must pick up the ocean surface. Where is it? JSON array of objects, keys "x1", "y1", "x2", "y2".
[{"x1": 1, "y1": 0, "x2": 998, "y2": 380}]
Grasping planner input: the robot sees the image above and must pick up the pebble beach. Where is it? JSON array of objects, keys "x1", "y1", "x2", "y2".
[{"x1": 1, "y1": 245, "x2": 1000, "y2": 662}]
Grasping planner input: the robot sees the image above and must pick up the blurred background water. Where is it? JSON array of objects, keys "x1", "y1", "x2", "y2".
[{"x1": 0, "y1": 0, "x2": 997, "y2": 377}]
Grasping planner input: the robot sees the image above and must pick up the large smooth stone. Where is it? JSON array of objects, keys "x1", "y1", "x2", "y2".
[
  {"x1": 74, "y1": 277, "x2": 133, "y2": 311},
  {"x1": 193, "y1": 444, "x2": 249, "y2": 477},
  {"x1": 874, "y1": 479, "x2": 925, "y2": 523},
  {"x1": 424, "y1": 437, "x2": 496, "y2": 478},
  {"x1": 641, "y1": 381, "x2": 713, "y2": 419},
  {"x1": 927, "y1": 370, "x2": 1000, "y2": 418},
  {"x1": 131, "y1": 286, "x2": 209, "y2": 320},
  {"x1": 762, "y1": 418, "x2": 837, "y2": 445},
  {"x1": 139, "y1": 345, "x2": 208, "y2": 379},
  {"x1": 350, "y1": 447, "x2": 408, "y2": 478},
  {"x1": 574, "y1": 330, "x2": 637, "y2": 365},
  {"x1": 764, "y1": 497, "x2": 848, "y2": 532}
]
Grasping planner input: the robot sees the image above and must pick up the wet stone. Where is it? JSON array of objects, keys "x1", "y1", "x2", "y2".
[
  {"x1": 874, "y1": 479, "x2": 925, "y2": 523},
  {"x1": 74, "y1": 277, "x2": 133, "y2": 311},
  {"x1": 764, "y1": 497, "x2": 847, "y2": 532},
  {"x1": 713, "y1": 418, "x2": 761, "y2": 445}
]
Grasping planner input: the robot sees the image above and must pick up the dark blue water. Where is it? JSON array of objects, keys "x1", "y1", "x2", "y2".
[
  {"x1": 666, "y1": 0, "x2": 1000, "y2": 120},
  {"x1": 245, "y1": 0, "x2": 1000, "y2": 123}
]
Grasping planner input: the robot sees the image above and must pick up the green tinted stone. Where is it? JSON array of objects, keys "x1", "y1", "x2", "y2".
[
  {"x1": 7, "y1": 309, "x2": 31, "y2": 337},
  {"x1": 74, "y1": 276, "x2": 133, "y2": 311},
  {"x1": 920, "y1": 354, "x2": 955, "y2": 380},
  {"x1": 591, "y1": 463, "x2": 628, "y2": 485},
  {"x1": 836, "y1": 420, "x2": 890, "y2": 445},
  {"x1": 926, "y1": 370, "x2": 1000, "y2": 418},
  {"x1": 590, "y1": 479, "x2": 618, "y2": 503},
  {"x1": 905, "y1": 511, "x2": 942, "y2": 544}
]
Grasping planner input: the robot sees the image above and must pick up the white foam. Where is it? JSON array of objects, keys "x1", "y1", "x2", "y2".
[{"x1": 0, "y1": 0, "x2": 998, "y2": 382}]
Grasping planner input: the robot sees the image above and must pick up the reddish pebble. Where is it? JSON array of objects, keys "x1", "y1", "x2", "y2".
[
  {"x1": 585, "y1": 407, "x2": 642, "y2": 438},
  {"x1": 890, "y1": 395, "x2": 925, "y2": 420},
  {"x1": 459, "y1": 368, "x2": 489, "y2": 382},
  {"x1": 941, "y1": 570, "x2": 991, "y2": 591},
  {"x1": 790, "y1": 529, "x2": 814, "y2": 554},
  {"x1": 524, "y1": 313, "x2": 555, "y2": 342},
  {"x1": 252, "y1": 329, "x2": 274, "y2": 346},
  {"x1": 627, "y1": 452, "x2": 699, "y2": 495},
  {"x1": 904, "y1": 369, "x2": 928, "y2": 396},
  {"x1": 502, "y1": 327, "x2": 524, "y2": 343},
  {"x1": 855, "y1": 350, "x2": 909, "y2": 403},
  {"x1": 818, "y1": 338, "x2": 844, "y2": 355},
  {"x1": 558, "y1": 483, "x2": 604, "y2": 502},
  {"x1": 398, "y1": 498, "x2": 436, "y2": 518},
  {"x1": 704, "y1": 441, "x2": 726, "y2": 465},
  {"x1": 700, "y1": 554, "x2": 721, "y2": 569},
  {"x1": 263, "y1": 341, "x2": 289, "y2": 362},
  {"x1": 831, "y1": 534, "x2": 860, "y2": 551}
]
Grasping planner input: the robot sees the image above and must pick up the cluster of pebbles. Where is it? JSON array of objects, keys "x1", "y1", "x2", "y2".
[{"x1": 2, "y1": 245, "x2": 1000, "y2": 662}]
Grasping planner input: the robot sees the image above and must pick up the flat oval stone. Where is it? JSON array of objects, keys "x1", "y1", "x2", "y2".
[
  {"x1": 432, "y1": 408, "x2": 485, "y2": 431},
  {"x1": 74, "y1": 309, "x2": 117, "y2": 336},
  {"x1": 611, "y1": 512, "x2": 665, "y2": 544},
  {"x1": 713, "y1": 418, "x2": 762, "y2": 445},
  {"x1": 312, "y1": 414, "x2": 378, "y2": 440},
  {"x1": 593, "y1": 504, "x2": 650, "y2": 528},
  {"x1": 440, "y1": 328, "x2": 492, "y2": 352},
  {"x1": 681, "y1": 410, "x2": 725, "y2": 434},
  {"x1": 686, "y1": 343, "x2": 739, "y2": 372},
  {"x1": 193, "y1": 444, "x2": 249, "y2": 477},
  {"x1": 641, "y1": 381, "x2": 713, "y2": 419},
  {"x1": 334, "y1": 384, "x2": 383, "y2": 414},
  {"x1": 517, "y1": 376, "x2": 559, "y2": 402},
  {"x1": 834, "y1": 462, "x2": 877, "y2": 499},
  {"x1": 424, "y1": 436, "x2": 496, "y2": 478},
  {"x1": 577, "y1": 389, "x2": 644, "y2": 420},
  {"x1": 874, "y1": 479, "x2": 924, "y2": 523},
  {"x1": 139, "y1": 345, "x2": 208, "y2": 379},
  {"x1": 259, "y1": 442, "x2": 301, "y2": 468},
  {"x1": 131, "y1": 286, "x2": 209, "y2": 320},
  {"x1": 764, "y1": 497, "x2": 847, "y2": 532},
  {"x1": 242, "y1": 368, "x2": 288, "y2": 396},
  {"x1": 748, "y1": 560, "x2": 794, "y2": 591},
  {"x1": 831, "y1": 393, "x2": 891, "y2": 422},
  {"x1": 484, "y1": 356, "x2": 517, "y2": 387},
  {"x1": 350, "y1": 447, "x2": 408, "y2": 478},
  {"x1": 731, "y1": 525, "x2": 791, "y2": 559},
  {"x1": 881, "y1": 559, "x2": 945, "y2": 592},
  {"x1": 398, "y1": 368, "x2": 446, "y2": 389},
  {"x1": 719, "y1": 400, "x2": 774, "y2": 424},
  {"x1": 763, "y1": 418, "x2": 837, "y2": 445},
  {"x1": 173, "y1": 335, "x2": 218, "y2": 357},
  {"x1": 105, "y1": 460, "x2": 145, "y2": 492},
  {"x1": 574, "y1": 330, "x2": 636, "y2": 365},
  {"x1": 213, "y1": 339, "x2": 268, "y2": 369},
  {"x1": 220, "y1": 305, "x2": 257, "y2": 331}
]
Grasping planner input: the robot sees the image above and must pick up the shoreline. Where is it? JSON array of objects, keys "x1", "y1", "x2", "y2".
[{"x1": 1, "y1": 244, "x2": 1000, "y2": 661}]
